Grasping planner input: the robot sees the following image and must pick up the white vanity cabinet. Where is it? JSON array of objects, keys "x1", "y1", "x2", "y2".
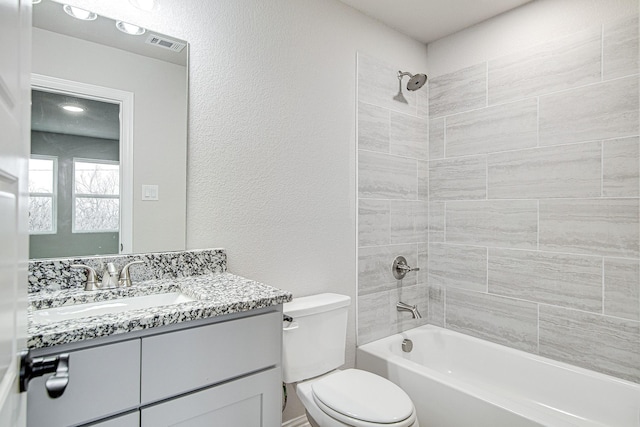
[{"x1": 27, "y1": 307, "x2": 283, "y2": 427}]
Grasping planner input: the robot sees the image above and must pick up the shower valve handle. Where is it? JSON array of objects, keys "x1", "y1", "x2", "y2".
[{"x1": 392, "y1": 256, "x2": 419, "y2": 280}]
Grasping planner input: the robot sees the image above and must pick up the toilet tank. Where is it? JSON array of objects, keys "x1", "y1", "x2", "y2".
[{"x1": 282, "y1": 293, "x2": 350, "y2": 383}]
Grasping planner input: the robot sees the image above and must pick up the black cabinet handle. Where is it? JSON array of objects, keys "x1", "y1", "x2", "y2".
[{"x1": 20, "y1": 351, "x2": 70, "y2": 399}]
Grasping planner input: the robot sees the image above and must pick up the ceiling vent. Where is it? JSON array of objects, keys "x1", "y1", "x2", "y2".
[{"x1": 145, "y1": 34, "x2": 186, "y2": 53}]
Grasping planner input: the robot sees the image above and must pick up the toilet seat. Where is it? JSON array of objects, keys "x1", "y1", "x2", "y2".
[{"x1": 310, "y1": 369, "x2": 416, "y2": 427}]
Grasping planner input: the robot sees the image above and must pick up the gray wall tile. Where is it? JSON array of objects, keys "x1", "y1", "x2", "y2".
[
  {"x1": 603, "y1": 16, "x2": 639, "y2": 80},
  {"x1": 603, "y1": 137, "x2": 640, "y2": 197},
  {"x1": 428, "y1": 201, "x2": 445, "y2": 243},
  {"x1": 429, "y1": 64, "x2": 487, "y2": 118},
  {"x1": 604, "y1": 258, "x2": 640, "y2": 321},
  {"x1": 390, "y1": 201, "x2": 428, "y2": 244},
  {"x1": 428, "y1": 243, "x2": 487, "y2": 291},
  {"x1": 427, "y1": 285, "x2": 445, "y2": 327},
  {"x1": 429, "y1": 156, "x2": 487, "y2": 201},
  {"x1": 417, "y1": 89, "x2": 429, "y2": 119},
  {"x1": 539, "y1": 76, "x2": 639, "y2": 146},
  {"x1": 446, "y1": 288, "x2": 538, "y2": 353},
  {"x1": 446, "y1": 98, "x2": 538, "y2": 158},
  {"x1": 446, "y1": 200, "x2": 538, "y2": 249},
  {"x1": 358, "y1": 150, "x2": 417, "y2": 199},
  {"x1": 539, "y1": 305, "x2": 640, "y2": 383},
  {"x1": 358, "y1": 244, "x2": 417, "y2": 296},
  {"x1": 390, "y1": 111, "x2": 428, "y2": 159},
  {"x1": 539, "y1": 199, "x2": 640, "y2": 258},
  {"x1": 358, "y1": 290, "x2": 395, "y2": 345},
  {"x1": 488, "y1": 142, "x2": 601, "y2": 199},
  {"x1": 429, "y1": 118, "x2": 445, "y2": 160},
  {"x1": 358, "y1": 102, "x2": 389, "y2": 152},
  {"x1": 488, "y1": 249, "x2": 603, "y2": 312},
  {"x1": 357, "y1": 53, "x2": 416, "y2": 115},
  {"x1": 489, "y1": 27, "x2": 601, "y2": 105},
  {"x1": 358, "y1": 199, "x2": 389, "y2": 247},
  {"x1": 418, "y1": 160, "x2": 428, "y2": 201},
  {"x1": 417, "y1": 242, "x2": 428, "y2": 285}
]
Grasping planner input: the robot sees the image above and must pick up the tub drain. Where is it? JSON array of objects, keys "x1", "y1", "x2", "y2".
[{"x1": 402, "y1": 338, "x2": 413, "y2": 352}]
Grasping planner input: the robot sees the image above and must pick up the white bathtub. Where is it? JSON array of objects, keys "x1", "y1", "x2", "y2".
[{"x1": 357, "y1": 325, "x2": 640, "y2": 427}]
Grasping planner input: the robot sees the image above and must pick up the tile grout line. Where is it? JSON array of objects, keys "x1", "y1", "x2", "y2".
[
  {"x1": 601, "y1": 258, "x2": 605, "y2": 315},
  {"x1": 600, "y1": 24, "x2": 605, "y2": 82},
  {"x1": 537, "y1": 199, "x2": 540, "y2": 250}
]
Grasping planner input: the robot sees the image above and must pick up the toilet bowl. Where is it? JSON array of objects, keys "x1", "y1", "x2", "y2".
[
  {"x1": 296, "y1": 369, "x2": 418, "y2": 427},
  {"x1": 282, "y1": 294, "x2": 419, "y2": 427}
]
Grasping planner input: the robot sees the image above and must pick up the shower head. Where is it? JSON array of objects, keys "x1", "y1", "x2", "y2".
[{"x1": 398, "y1": 70, "x2": 427, "y2": 91}]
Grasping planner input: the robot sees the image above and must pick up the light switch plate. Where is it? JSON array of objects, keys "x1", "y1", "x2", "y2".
[{"x1": 142, "y1": 184, "x2": 159, "y2": 201}]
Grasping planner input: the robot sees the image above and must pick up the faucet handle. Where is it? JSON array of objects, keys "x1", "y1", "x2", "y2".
[
  {"x1": 70, "y1": 264, "x2": 99, "y2": 291},
  {"x1": 392, "y1": 256, "x2": 420, "y2": 280},
  {"x1": 118, "y1": 260, "x2": 144, "y2": 287}
]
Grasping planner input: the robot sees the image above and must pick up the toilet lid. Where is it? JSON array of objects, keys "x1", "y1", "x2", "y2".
[{"x1": 311, "y1": 369, "x2": 414, "y2": 425}]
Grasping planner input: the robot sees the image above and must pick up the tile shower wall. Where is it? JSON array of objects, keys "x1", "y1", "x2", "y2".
[
  {"x1": 357, "y1": 53, "x2": 430, "y2": 345},
  {"x1": 427, "y1": 16, "x2": 640, "y2": 383}
]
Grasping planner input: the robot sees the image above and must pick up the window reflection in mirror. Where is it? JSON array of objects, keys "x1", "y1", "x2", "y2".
[{"x1": 29, "y1": 90, "x2": 122, "y2": 259}]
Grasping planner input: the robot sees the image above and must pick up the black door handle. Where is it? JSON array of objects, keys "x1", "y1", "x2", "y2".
[{"x1": 20, "y1": 351, "x2": 70, "y2": 399}]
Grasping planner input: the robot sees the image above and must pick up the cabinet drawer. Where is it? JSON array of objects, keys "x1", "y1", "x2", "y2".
[
  {"x1": 141, "y1": 310, "x2": 281, "y2": 404},
  {"x1": 85, "y1": 411, "x2": 139, "y2": 427},
  {"x1": 141, "y1": 367, "x2": 281, "y2": 427},
  {"x1": 27, "y1": 339, "x2": 141, "y2": 427}
]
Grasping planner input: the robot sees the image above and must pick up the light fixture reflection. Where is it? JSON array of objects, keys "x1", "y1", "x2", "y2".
[
  {"x1": 62, "y1": 5, "x2": 97, "y2": 21},
  {"x1": 116, "y1": 21, "x2": 146, "y2": 36},
  {"x1": 62, "y1": 105, "x2": 84, "y2": 113}
]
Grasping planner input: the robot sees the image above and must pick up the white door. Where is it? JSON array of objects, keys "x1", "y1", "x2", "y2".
[{"x1": 0, "y1": 0, "x2": 31, "y2": 426}]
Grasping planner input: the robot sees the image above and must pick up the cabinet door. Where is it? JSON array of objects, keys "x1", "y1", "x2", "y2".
[
  {"x1": 141, "y1": 311, "x2": 280, "y2": 404},
  {"x1": 86, "y1": 411, "x2": 139, "y2": 427},
  {"x1": 141, "y1": 367, "x2": 281, "y2": 427},
  {"x1": 27, "y1": 339, "x2": 140, "y2": 427}
]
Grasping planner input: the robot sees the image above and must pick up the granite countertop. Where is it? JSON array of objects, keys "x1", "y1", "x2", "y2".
[{"x1": 28, "y1": 273, "x2": 292, "y2": 350}]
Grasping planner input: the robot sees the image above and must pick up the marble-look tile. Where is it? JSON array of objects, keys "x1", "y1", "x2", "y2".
[
  {"x1": 390, "y1": 201, "x2": 428, "y2": 244},
  {"x1": 429, "y1": 156, "x2": 487, "y2": 201},
  {"x1": 358, "y1": 150, "x2": 417, "y2": 200},
  {"x1": 28, "y1": 249, "x2": 227, "y2": 293},
  {"x1": 604, "y1": 258, "x2": 640, "y2": 321},
  {"x1": 390, "y1": 111, "x2": 428, "y2": 159},
  {"x1": 358, "y1": 244, "x2": 417, "y2": 296},
  {"x1": 446, "y1": 200, "x2": 538, "y2": 249},
  {"x1": 428, "y1": 243, "x2": 487, "y2": 292},
  {"x1": 488, "y1": 142, "x2": 601, "y2": 199},
  {"x1": 418, "y1": 160, "x2": 428, "y2": 201},
  {"x1": 488, "y1": 249, "x2": 602, "y2": 312},
  {"x1": 429, "y1": 64, "x2": 487, "y2": 118},
  {"x1": 417, "y1": 242, "x2": 428, "y2": 285},
  {"x1": 358, "y1": 290, "x2": 395, "y2": 345},
  {"x1": 358, "y1": 53, "x2": 416, "y2": 115},
  {"x1": 603, "y1": 16, "x2": 639, "y2": 80},
  {"x1": 417, "y1": 88, "x2": 429, "y2": 119},
  {"x1": 603, "y1": 137, "x2": 640, "y2": 197},
  {"x1": 429, "y1": 118, "x2": 445, "y2": 160},
  {"x1": 358, "y1": 199, "x2": 390, "y2": 247},
  {"x1": 391, "y1": 283, "x2": 429, "y2": 332},
  {"x1": 427, "y1": 285, "x2": 445, "y2": 327},
  {"x1": 489, "y1": 27, "x2": 601, "y2": 105},
  {"x1": 358, "y1": 102, "x2": 389, "y2": 152},
  {"x1": 445, "y1": 288, "x2": 538, "y2": 353},
  {"x1": 539, "y1": 76, "x2": 639, "y2": 146},
  {"x1": 428, "y1": 202, "x2": 445, "y2": 243},
  {"x1": 446, "y1": 98, "x2": 538, "y2": 158},
  {"x1": 539, "y1": 305, "x2": 640, "y2": 383},
  {"x1": 539, "y1": 199, "x2": 639, "y2": 258}
]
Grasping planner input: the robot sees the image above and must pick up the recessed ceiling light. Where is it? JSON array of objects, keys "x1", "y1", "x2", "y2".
[
  {"x1": 62, "y1": 5, "x2": 97, "y2": 21},
  {"x1": 129, "y1": 0, "x2": 155, "y2": 11},
  {"x1": 116, "y1": 21, "x2": 146, "y2": 36},
  {"x1": 62, "y1": 105, "x2": 84, "y2": 113}
]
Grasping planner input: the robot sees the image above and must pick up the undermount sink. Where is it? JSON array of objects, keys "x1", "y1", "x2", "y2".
[{"x1": 31, "y1": 292, "x2": 195, "y2": 325}]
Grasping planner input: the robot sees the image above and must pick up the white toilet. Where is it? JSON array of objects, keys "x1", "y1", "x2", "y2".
[{"x1": 282, "y1": 293, "x2": 419, "y2": 427}]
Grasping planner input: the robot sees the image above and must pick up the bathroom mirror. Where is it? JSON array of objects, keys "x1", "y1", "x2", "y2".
[{"x1": 30, "y1": 0, "x2": 188, "y2": 259}]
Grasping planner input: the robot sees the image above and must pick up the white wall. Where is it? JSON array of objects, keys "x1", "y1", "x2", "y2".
[
  {"x1": 32, "y1": 28, "x2": 187, "y2": 254},
  {"x1": 53, "y1": 0, "x2": 428, "y2": 421},
  {"x1": 427, "y1": 0, "x2": 638, "y2": 77}
]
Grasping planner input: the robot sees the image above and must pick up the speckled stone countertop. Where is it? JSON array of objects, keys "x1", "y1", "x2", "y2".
[{"x1": 28, "y1": 273, "x2": 292, "y2": 350}]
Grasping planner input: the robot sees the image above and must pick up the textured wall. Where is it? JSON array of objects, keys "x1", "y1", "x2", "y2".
[
  {"x1": 356, "y1": 53, "x2": 429, "y2": 345},
  {"x1": 425, "y1": 2, "x2": 640, "y2": 383}
]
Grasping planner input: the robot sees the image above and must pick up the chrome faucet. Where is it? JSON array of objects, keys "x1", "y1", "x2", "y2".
[
  {"x1": 397, "y1": 301, "x2": 422, "y2": 319},
  {"x1": 118, "y1": 260, "x2": 143, "y2": 287},
  {"x1": 70, "y1": 264, "x2": 99, "y2": 291},
  {"x1": 101, "y1": 263, "x2": 120, "y2": 289}
]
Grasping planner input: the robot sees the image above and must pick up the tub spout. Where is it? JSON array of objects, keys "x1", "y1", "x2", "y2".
[{"x1": 397, "y1": 301, "x2": 422, "y2": 319}]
